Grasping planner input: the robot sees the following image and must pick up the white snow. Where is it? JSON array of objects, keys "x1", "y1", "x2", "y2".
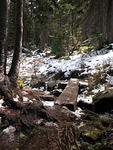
[
  {"x1": 77, "y1": 95, "x2": 93, "y2": 104},
  {"x1": 7, "y1": 48, "x2": 113, "y2": 86},
  {"x1": 45, "y1": 122, "x2": 58, "y2": 128},
  {"x1": 7, "y1": 47, "x2": 113, "y2": 105},
  {"x1": 21, "y1": 49, "x2": 113, "y2": 78},
  {"x1": 36, "y1": 119, "x2": 44, "y2": 125},
  {"x1": 106, "y1": 74, "x2": 113, "y2": 85},
  {"x1": 42, "y1": 101, "x2": 54, "y2": 107},
  {"x1": 72, "y1": 107, "x2": 84, "y2": 118},
  {"x1": 0, "y1": 99, "x2": 4, "y2": 108},
  {"x1": 79, "y1": 80, "x2": 88, "y2": 86},
  {"x1": 62, "y1": 106, "x2": 84, "y2": 118},
  {"x1": 23, "y1": 96, "x2": 29, "y2": 102},
  {"x1": 109, "y1": 43, "x2": 113, "y2": 48},
  {"x1": 13, "y1": 95, "x2": 19, "y2": 102}
]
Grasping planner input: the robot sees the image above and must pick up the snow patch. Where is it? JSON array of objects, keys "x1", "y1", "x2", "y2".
[
  {"x1": 72, "y1": 107, "x2": 84, "y2": 118},
  {"x1": 42, "y1": 101, "x2": 54, "y2": 107},
  {"x1": 0, "y1": 99, "x2": 4, "y2": 108},
  {"x1": 14, "y1": 95, "x2": 19, "y2": 102},
  {"x1": 8, "y1": 48, "x2": 113, "y2": 86},
  {"x1": 36, "y1": 119, "x2": 44, "y2": 125},
  {"x1": 62, "y1": 106, "x2": 84, "y2": 118},
  {"x1": 77, "y1": 95, "x2": 93, "y2": 104},
  {"x1": 45, "y1": 122, "x2": 58, "y2": 128},
  {"x1": 23, "y1": 96, "x2": 29, "y2": 102}
]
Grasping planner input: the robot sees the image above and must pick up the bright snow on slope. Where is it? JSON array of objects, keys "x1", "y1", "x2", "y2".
[
  {"x1": 17, "y1": 48, "x2": 113, "y2": 80},
  {"x1": 5, "y1": 47, "x2": 113, "y2": 107}
]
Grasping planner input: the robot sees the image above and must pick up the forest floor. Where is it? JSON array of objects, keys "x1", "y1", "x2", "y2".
[
  {"x1": 8, "y1": 46, "x2": 113, "y2": 106},
  {"x1": 1, "y1": 46, "x2": 113, "y2": 149}
]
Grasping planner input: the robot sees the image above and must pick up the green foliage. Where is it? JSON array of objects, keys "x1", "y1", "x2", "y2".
[
  {"x1": 8, "y1": 0, "x2": 106, "y2": 55},
  {"x1": 79, "y1": 45, "x2": 93, "y2": 52},
  {"x1": 51, "y1": 37, "x2": 64, "y2": 57},
  {"x1": 8, "y1": 1, "x2": 16, "y2": 48}
]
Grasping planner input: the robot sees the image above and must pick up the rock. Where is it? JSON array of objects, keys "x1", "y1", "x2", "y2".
[
  {"x1": 52, "y1": 89, "x2": 62, "y2": 97},
  {"x1": 77, "y1": 100, "x2": 92, "y2": 111},
  {"x1": 2, "y1": 126, "x2": 16, "y2": 142},
  {"x1": 54, "y1": 71, "x2": 65, "y2": 80},
  {"x1": 22, "y1": 47, "x2": 30, "y2": 54},
  {"x1": 93, "y1": 92, "x2": 113, "y2": 113},
  {"x1": 57, "y1": 81, "x2": 68, "y2": 90},
  {"x1": 70, "y1": 70, "x2": 84, "y2": 78},
  {"x1": 47, "y1": 81, "x2": 56, "y2": 91},
  {"x1": 108, "y1": 43, "x2": 113, "y2": 49},
  {"x1": 40, "y1": 94, "x2": 54, "y2": 101},
  {"x1": 79, "y1": 72, "x2": 90, "y2": 80},
  {"x1": 79, "y1": 80, "x2": 88, "y2": 90},
  {"x1": 42, "y1": 101, "x2": 54, "y2": 107},
  {"x1": 3, "y1": 125, "x2": 16, "y2": 134},
  {"x1": 107, "y1": 69, "x2": 113, "y2": 76},
  {"x1": 31, "y1": 81, "x2": 45, "y2": 89},
  {"x1": 55, "y1": 78, "x2": 79, "y2": 111}
]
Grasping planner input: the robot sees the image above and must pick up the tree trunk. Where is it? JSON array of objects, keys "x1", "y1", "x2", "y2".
[
  {"x1": 4, "y1": 0, "x2": 10, "y2": 75},
  {"x1": 8, "y1": 0, "x2": 23, "y2": 85},
  {"x1": 0, "y1": 0, "x2": 24, "y2": 109},
  {"x1": 82, "y1": 0, "x2": 113, "y2": 44},
  {"x1": 0, "y1": 0, "x2": 8, "y2": 81},
  {"x1": 106, "y1": 0, "x2": 113, "y2": 43}
]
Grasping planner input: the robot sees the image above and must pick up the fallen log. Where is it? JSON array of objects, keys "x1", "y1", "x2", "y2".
[{"x1": 55, "y1": 78, "x2": 79, "y2": 111}]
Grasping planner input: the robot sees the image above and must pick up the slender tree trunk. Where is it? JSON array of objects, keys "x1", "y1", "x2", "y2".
[
  {"x1": 4, "y1": 0, "x2": 10, "y2": 75},
  {"x1": 8, "y1": 0, "x2": 23, "y2": 85},
  {"x1": 0, "y1": 0, "x2": 8, "y2": 81}
]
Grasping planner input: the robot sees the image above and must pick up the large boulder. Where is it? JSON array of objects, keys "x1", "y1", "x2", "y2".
[{"x1": 93, "y1": 92, "x2": 113, "y2": 113}]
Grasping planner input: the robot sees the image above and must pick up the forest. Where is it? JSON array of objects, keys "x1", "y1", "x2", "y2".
[{"x1": 0, "y1": 0, "x2": 113, "y2": 149}]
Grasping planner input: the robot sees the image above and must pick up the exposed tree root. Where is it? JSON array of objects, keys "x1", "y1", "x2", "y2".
[{"x1": 0, "y1": 76, "x2": 24, "y2": 109}]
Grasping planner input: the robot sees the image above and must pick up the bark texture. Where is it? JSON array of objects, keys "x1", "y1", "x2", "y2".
[
  {"x1": 0, "y1": 0, "x2": 8, "y2": 80},
  {"x1": 106, "y1": 0, "x2": 113, "y2": 43},
  {"x1": 0, "y1": 0, "x2": 23, "y2": 109},
  {"x1": 82, "y1": 0, "x2": 113, "y2": 44},
  {"x1": 8, "y1": 0, "x2": 23, "y2": 84}
]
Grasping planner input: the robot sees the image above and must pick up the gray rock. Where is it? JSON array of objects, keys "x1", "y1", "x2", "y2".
[
  {"x1": 40, "y1": 94, "x2": 54, "y2": 101},
  {"x1": 3, "y1": 126, "x2": 16, "y2": 142},
  {"x1": 52, "y1": 89, "x2": 62, "y2": 97},
  {"x1": 57, "y1": 81, "x2": 68, "y2": 89}
]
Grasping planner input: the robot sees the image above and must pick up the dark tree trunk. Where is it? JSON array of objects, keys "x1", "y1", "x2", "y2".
[
  {"x1": 0, "y1": 0, "x2": 24, "y2": 110},
  {"x1": 0, "y1": 0, "x2": 8, "y2": 81},
  {"x1": 82, "y1": 0, "x2": 113, "y2": 44},
  {"x1": 8, "y1": 0, "x2": 23, "y2": 84},
  {"x1": 106, "y1": 0, "x2": 113, "y2": 43}
]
